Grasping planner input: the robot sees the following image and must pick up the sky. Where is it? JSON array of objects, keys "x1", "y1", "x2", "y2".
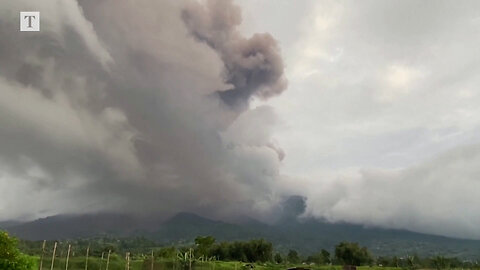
[
  {"x1": 239, "y1": 0, "x2": 480, "y2": 239},
  {"x1": 1, "y1": 0, "x2": 480, "y2": 240}
]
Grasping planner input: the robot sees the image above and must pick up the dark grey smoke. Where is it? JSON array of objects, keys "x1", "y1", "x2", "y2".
[
  {"x1": 279, "y1": 195, "x2": 307, "y2": 221},
  {"x1": 0, "y1": 0, "x2": 288, "y2": 222},
  {"x1": 182, "y1": 0, "x2": 287, "y2": 110}
]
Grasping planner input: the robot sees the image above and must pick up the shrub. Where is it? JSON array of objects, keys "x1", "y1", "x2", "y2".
[{"x1": 0, "y1": 231, "x2": 34, "y2": 270}]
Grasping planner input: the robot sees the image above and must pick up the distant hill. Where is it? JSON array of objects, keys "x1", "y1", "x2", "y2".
[
  {"x1": 2, "y1": 213, "x2": 161, "y2": 240},
  {"x1": 2, "y1": 212, "x2": 480, "y2": 259},
  {"x1": 152, "y1": 212, "x2": 268, "y2": 243},
  {"x1": 0, "y1": 220, "x2": 23, "y2": 229}
]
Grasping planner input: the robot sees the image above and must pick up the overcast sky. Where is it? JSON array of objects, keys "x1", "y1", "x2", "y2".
[
  {"x1": 1, "y1": 0, "x2": 480, "y2": 240},
  {"x1": 238, "y1": 0, "x2": 480, "y2": 240}
]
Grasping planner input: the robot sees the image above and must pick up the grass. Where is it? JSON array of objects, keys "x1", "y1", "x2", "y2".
[
  {"x1": 30, "y1": 255, "x2": 480, "y2": 270},
  {"x1": 31, "y1": 255, "x2": 143, "y2": 270},
  {"x1": 30, "y1": 255, "x2": 405, "y2": 270},
  {"x1": 31, "y1": 256, "x2": 477, "y2": 270}
]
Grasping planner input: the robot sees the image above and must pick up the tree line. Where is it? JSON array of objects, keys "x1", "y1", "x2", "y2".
[
  {"x1": 4, "y1": 231, "x2": 480, "y2": 269},
  {"x1": 169, "y1": 237, "x2": 480, "y2": 269}
]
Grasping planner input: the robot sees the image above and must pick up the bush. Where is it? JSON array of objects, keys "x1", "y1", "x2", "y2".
[
  {"x1": 334, "y1": 242, "x2": 372, "y2": 266},
  {"x1": 209, "y1": 239, "x2": 273, "y2": 262},
  {"x1": 287, "y1": 250, "x2": 300, "y2": 264},
  {"x1": 0, "y1": 231, "x2": 34, "y2": 270}
]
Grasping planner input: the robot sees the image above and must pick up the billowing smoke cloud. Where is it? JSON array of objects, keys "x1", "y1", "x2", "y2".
[
  {"x1": 0, "y1": 0, "x2": 287, "y2": 221},
  {"x1": 182, "y1": 0, "x2": 287, "y2": 110},
  {"x1": 267, "y1": 0, "x2": 480, "y2": 239},
  {"x1": 294, "y1": 143, "x2": 480, "y2": 239},
  {"x1": 278, "y1": 195, "x2": 306, "y2": 221}
]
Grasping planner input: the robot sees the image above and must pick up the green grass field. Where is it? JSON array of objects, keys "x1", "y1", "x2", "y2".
[
  {"x1": 31, "y1": 255, "x2": 143, "y2": 270},
  {"x1": 30, "y1": 255, "x2": 403, "y2": 270}
]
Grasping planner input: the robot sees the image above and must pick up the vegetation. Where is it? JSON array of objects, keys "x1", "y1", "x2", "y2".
[
  {"x1": 0, "y1": 231, "x2": 34, "y2": 270},
  {"x1": 205, "y1": 238, "x2": 273, "y2": 262},
  {"x1": 286, "y1": 250, "x2": 300, "y2": 264},
  {"x1": 7, "y1": 235, "x2": 480, "y2": 270},
  {"x1": 306, "y1": 249, "x2": 331, "y2": 265},
  {"x1": 7, "y1": 212, "x2": 480, "y2": 259},
  {"x1": 334, "y1": 242, "x2": 373, "y2": 266}
]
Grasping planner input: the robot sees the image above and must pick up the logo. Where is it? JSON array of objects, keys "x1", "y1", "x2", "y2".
[{"x1": 20, "y1": 12, "x2": 40, "y2": 32}]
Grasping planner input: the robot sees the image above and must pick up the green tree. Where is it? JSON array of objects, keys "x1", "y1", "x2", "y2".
[
  {"x1": 0, "y1": 231, "x2": 34, "y2": 270},
  {"x1": 334, "y1": 242, "x2": 372, "y2": 266},
  {"x1": 307, "y1": 249, "x2": 331, "y2": 265},
  {"x1": 287, "y1": 250, "x2": 300, "y2": 264},
  {"x1": 157, "y1": 246, "x2": 177, "y2": 258},
  {"x1": 320, "y1": 249, "x2": 331, "y2": 264},
  {"x1": 209, "y1": 239, "x2": 273, "y2": 263},
  {"x1": 195, "y1": 236, "x2": 216, "y2": 257},
  {"x1": 210, "y1": 242, "x2": 229, "y2": 260},
  {"x1": 376, "y1": 256, "x2": 393, "y2": 267},
  {"x1": 404, "y1": 254, "x2": 420, "y2": 270},
  {"x1": 392, "y1": 256, "x2": 400, "y2": 268},
  {"x1": 245, "y1": 239, "x2": 272, "y2": 262},
  {"x1": 274, "y1": 253, "x2": 283, "y2": 263},
  {"x1": 430, "y1": 256, "x2": 450, "y2": 270}
]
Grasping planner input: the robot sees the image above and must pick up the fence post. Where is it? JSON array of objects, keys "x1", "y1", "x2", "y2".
[
  {"x1": 125, "y1": 252, "x2": 130, "y2": 270},
  {"x1": 65, "y1": 244, "x2": 71, "y2": 270},
  {"x1": 106, "y1": 250, "x2": 111, "y2": 270},
  {"x1": 50, "y1": 242, "x2": 57, "y2": 270},
  {"x1": 100, "y1": 252, "x2": 105, "y2": 270},
  {"x1": 151, "y1": 250, "x2": 154, "y2": 270},
  {"x1": 85, "y1": 246, "x2": 90, "y2": 270},
  {"x1": 39, "y1": 240, "x2": 46, "y2": 270}
]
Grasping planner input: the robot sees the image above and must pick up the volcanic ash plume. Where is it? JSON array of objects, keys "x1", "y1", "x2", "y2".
[
  {"x1": 0, "y1": 0, "x2": 288, "y2": 222},
  {"x1": 182, "y1": 0, "x2": 288, "y2": 110}
]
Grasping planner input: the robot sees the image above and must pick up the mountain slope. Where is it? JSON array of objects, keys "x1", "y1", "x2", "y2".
[
  {"x1": 152, "y1": 212, "x2": 269, "y2": 243},
  {"x1": 3, "y1": 212, "x2": 480, "y2": 258},
  {"x1": 2, "y1": 213, "x2": 159, "y2": 240}
]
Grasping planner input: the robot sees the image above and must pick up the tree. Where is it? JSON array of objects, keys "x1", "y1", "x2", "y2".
[
  {"x1": 405, "y1": 254, "x2": 420, "y2": 270},
  {"x1": 320, "y1": 249, "x2": 331, "y2": 264},
  {"x1": 157, "y1": 246, "x2": 177, "y2": 258},
  {"x1": 209, "y1": 239, "x2": 273, "y2": 263},
  {"x1": 0, "y1": 231, "x2": 34, "y2": 270},
  {"x1": 376, "y1": 256, "x2": 392, "y2": 267},
  {"x1": 195, "y1": 236, "x2": 215, "y2": 257},
  {"x1": 274, "y1": 253, "x2": 283, "y2": 263},
  {"x1": 392, "y1": 256, "x2": 400, "y2": 268},
  {"x1": 210, "y1": 242, "x2": 229, "y2": 261},
  {"x1": 430, "y1": 256, "x2": 452, "y2": 270},
  {"x1": 307, "y1": 249, "x2": 331, "y2": 265},
  {"x1": 334, "y1": 242, "x2": 372, "y2": 266},
  {"x1": 245, "y1": 239, "x2": 272, "y2": 262},
  {"x1": 287, "y1": 250, "x2": 300, "y2": 264}
]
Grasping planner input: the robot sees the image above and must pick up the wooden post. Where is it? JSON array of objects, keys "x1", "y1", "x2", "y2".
[
  {"x1": 173, "y1": 251, "x2": 176, "y2": 270},
  {"x1": 65, "y1": 244, "x2": 71, "y2": 270},
  {"x1": 50, "y1": 242, "x2": 57, "y2": 270},
  {"x1": 189, "y1": 249, "x2": 192, "y2": 270},
  {"x1": 151, "y1": 250, "x2": 154, "y2": 270},
  {"x1": 85, "y1": 246, "x2": 90, "y2": 270},
  {"x1": 125, "y1": 252, "x2": 130, "y2": 270},
  {"x1": 39, "y1": 240, "x2": 46, "y2": 270},
  {"x1": 100, "y1": 252, "x2": 105, "y2": 270},
  {"x1": 106, "y1": 250, "x2": 111, "y2": 270}
]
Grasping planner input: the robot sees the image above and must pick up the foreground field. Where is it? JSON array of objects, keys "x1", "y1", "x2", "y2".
[{"x1": 30, "y1": 256, "x2": 402, "y2": 270}]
